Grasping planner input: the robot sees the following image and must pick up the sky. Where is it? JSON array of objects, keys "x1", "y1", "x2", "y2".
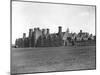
[{"x1": 12, "y1": 1, "x2": 96, "y2": 44}]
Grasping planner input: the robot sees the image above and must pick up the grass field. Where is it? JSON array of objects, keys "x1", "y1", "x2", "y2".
[{"x1": 11, "y1": 45, "x2": 96, "y2": 74}]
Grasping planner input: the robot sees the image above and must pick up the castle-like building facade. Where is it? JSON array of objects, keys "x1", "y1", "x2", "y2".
[{"x1": 15, "y1": 26, "x2": 95, "y2": 48}]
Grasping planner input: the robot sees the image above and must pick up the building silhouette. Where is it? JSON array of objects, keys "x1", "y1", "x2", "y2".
[{"x1": 14, "y1": 26, "x2": 95, "y2": 48}]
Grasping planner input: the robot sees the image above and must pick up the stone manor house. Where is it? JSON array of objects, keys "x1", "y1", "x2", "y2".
[{"x1": 15, "y1": 26, "x2": 95, "y2": 48}]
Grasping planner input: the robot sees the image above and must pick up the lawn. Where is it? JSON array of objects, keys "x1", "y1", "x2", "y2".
[{"x1": 11, "y1": 45, "x2": 96, "y2": 74}]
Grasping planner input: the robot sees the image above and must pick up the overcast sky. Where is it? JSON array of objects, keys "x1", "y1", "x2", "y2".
[{"x1": 12, "y1": 1, "x2": 95, "y2": 44}]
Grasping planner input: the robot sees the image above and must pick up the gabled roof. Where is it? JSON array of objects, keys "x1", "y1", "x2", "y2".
[{"x1": 63, "y1": 31, "x2": 72, "y2": 40}]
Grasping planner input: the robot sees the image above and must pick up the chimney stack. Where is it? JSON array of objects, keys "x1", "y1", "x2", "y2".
[
  {"x1": 23, "y1": 33, "x2": 26, "y2": 39},
  {"x1": 37, "y1": 27, "x2": 40, "y2": 31},
  {"x1": 29, "y1": 29, "x2": 33, "y2": 38},
  {"x1": 42, "y1": 29, "x2": 45, "y2": 35},
  {"x1": 67, "y1": 28, "x2": 69, "y2": 33},
  {"x1": 58, "y1": 26, "x2": 62, "y2": 33},
  {"x1": 34, "y1": 28, "x2": 36, "y2": 31},
  {"x1": 80, "y1": 30, "x2": 82, "y2": 33},
  {"x1": 47, "y1": 28, "x2": 49, "y2": 35}
]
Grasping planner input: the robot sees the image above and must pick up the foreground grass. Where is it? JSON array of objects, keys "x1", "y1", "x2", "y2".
[{"x1": 11, "y1": 46, "x2": 96, "y2": 74}]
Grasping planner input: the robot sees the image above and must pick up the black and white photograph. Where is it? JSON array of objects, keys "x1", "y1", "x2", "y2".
[{"x1": 11, "y1": 0, "x2": 96, "y2": 74}]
